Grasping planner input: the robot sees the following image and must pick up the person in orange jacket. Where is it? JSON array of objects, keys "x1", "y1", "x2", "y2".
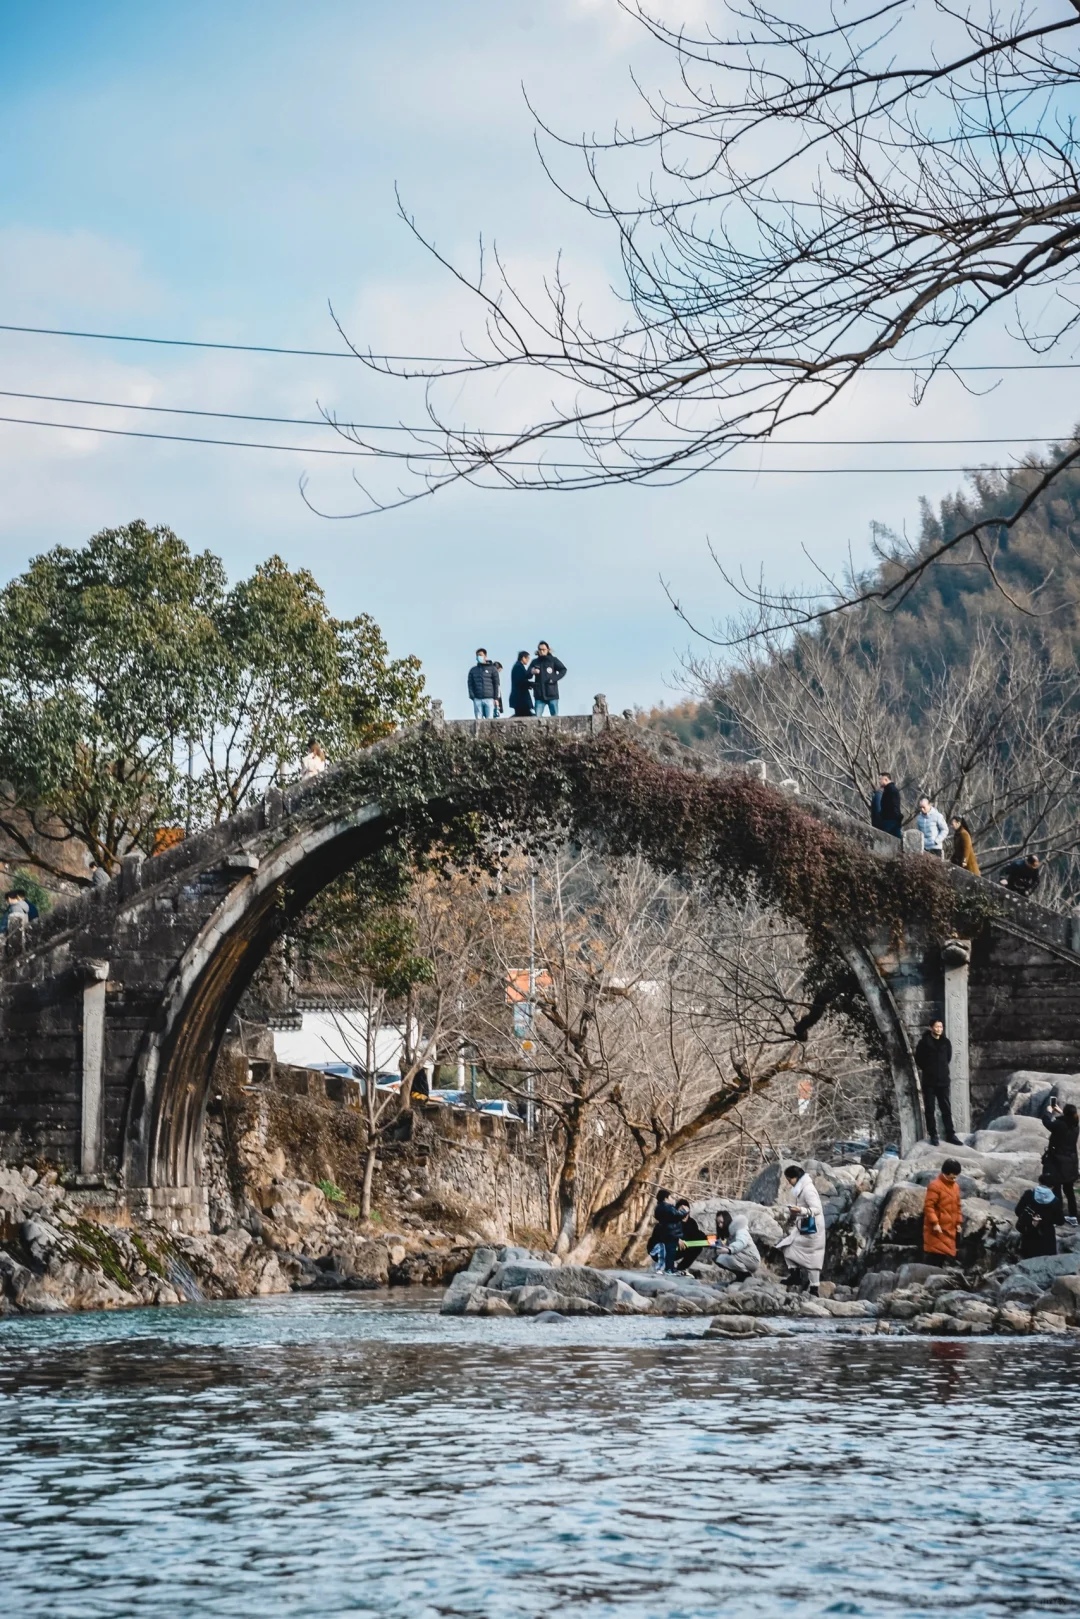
[{"x1": 923, "y1": 1158, "x2": 963, "y2": 1263}]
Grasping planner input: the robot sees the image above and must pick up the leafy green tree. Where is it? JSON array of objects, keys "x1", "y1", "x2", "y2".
[
  {"x1": 196, "y1": 556, "x2": 426, "y2": 820},
  {"x1": 0, "y1": 521, "x2": 223, "y2": 879},
  {"x1": 0, "y1": 522, "x2": 426, "y2": 881}
]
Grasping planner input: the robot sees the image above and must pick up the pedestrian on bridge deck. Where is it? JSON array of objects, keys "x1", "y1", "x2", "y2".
[
  {"x1": 870, "y1": 772, "x2": 902, "y2": 839},
  {"x1": 1000, "y1": 853, "x2": 1041, "y2": 897},
  {"x1": 467, "y1": 650, "x2": 500, "y2": 719},
  {"x1": 914, "y1": 1020, "x2": 963, "y2": 1147},
  {"x1": 949, "y1": 816, "x2": 980, "y2": 875},
  {"x1": 923, "y1": 1159, "x2": 963, "y2": 1264},
  {"x1": 509, "y1": 652, "x2": 534, "y2": 717},
  {"x1": 529, "y1": 642, "x2": 566, "y2": 717},
  {"x1": 916, "y1": 796, "x2": 949, "y2": 856}
]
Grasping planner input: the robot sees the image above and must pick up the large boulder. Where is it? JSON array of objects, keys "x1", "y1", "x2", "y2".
[
  {"x1": 689, "y1": 1198, "x2": 785, "y2": 1247},
  {"x1": 743, "y1": 1162, "x2": 785, "y2": 1206},
  {"x1": 1005, "y1": 1071, "x2": 1080, "y2": 1117},
  {"x1": 713, "y1": 1276, "x2": 791, "y2": 1316}
]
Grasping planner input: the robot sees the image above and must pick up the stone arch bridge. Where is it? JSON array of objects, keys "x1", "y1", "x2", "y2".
[{"x1": 1, "y1": 714, "x2": 1078, "y2": 1232}]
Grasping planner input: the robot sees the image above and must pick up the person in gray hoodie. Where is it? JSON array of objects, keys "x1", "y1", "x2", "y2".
[{"x1": 713, "y1": 1211, "x2": 761, "y2": 1279}]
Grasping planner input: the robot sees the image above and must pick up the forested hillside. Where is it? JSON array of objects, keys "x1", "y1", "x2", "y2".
[{"x1": 647, "y1": 443, "x2": 1080, "y2": 896}]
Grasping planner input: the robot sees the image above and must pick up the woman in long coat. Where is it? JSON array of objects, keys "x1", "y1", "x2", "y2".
[
  {"x1": 949, "y1": 816, "x2": 980, "y2": 875},
  {"x1": 776, "y1": 1164, "x2": 826, "y2": 1295}
]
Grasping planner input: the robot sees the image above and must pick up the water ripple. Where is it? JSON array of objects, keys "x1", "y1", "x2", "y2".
[{"x1": 0, "y1": 1293, "x2": 1077, "y2": 1617}]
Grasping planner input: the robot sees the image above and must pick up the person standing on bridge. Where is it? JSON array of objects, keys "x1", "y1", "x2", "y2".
[
  {"x1": 508, "y1": 651, "x2": 534, "y2": 717},
  {"x1": 870, "y1": 772, "x2": 902, "y2": 839},
  {"x1": 923, "y1": 1159, "x2": 964, "y2": 1265},
  {"x1": 949, "y1": 816, "x2": 980, "y2": 875},
  {"x1": 914, "y1": 1020, "x2": 963, "y2": 1147},
  {"x1": 529, "y1": 642, "x2": 566, "y2": 717},
  {"x1": 467, "y1": 650, "x2": 500, "y2": 719},
  {"x1": 916, "y1": 796, "x2": 949, "y2": 856},
  {"x1": 300, "y1": 739, "x2": 327, "y2": 780}
]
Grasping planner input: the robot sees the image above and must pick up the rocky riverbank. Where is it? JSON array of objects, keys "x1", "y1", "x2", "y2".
[
  {"x1": 439, "y1": 1070, "x2": 1080, "y2": 1337},
  {"x1": 0, "y1": 1162, "x2": 473, "y2": 1315}
]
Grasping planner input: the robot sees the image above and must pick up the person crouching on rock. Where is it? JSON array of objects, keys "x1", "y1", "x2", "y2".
[
  {"x1": 672, "y1": 1199, "x2": 710, "y2": 1271},
  {"x1": 1015, "y1": 1176, "x2": 1063, "y2": 1259},
  {"x1": 776, "y1": 1164, "x2": 826, "y2": 1296},
  {"x1": 923, "y1": 1158, "x2": 964, "y2": 1266},
  {"x1": 713, "y1": 1212, "x2": 761, "y2": 1281},
  {"x1": 648, "y1": 1188, "x2": 686, "y2": 1273}
]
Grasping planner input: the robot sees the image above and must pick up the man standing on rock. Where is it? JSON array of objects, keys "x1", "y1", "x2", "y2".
[
  {"x1": 923, "y1": 1158, "x2": 963, "y2": 1265},
  {"x1": 914, "y1": 1020, "x2": 963, "y2": 1146}
]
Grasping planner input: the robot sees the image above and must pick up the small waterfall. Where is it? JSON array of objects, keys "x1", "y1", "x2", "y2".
[{"x1": 165, "y1": 1255, "x2": 205, "y2": 1302}]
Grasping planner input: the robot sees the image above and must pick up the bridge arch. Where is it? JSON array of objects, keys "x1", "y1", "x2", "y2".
[{"x1": 3, "y1": 714, "x2": 1078, "y2": 1230}]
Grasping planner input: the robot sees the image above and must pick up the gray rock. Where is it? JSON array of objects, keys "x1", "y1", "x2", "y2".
[
  {"x1": 716, "y1": 1277, "x2": 791, "y2": 1316},
  {"x1": 534, "y1": 1310, "x2": 566, "y2": 1322},
  {"x1": 440, "y1": 1272, "x2": 481, "y2": 1315},
  {"x1": 871, "y1": 1152, "x2": 903, "y2": 1195},
  {"x1": 857, "y1": 1269, "x2": 898, "y2": 1302},
  {"x1": 600, "y1": 1277, "x2": 653, "y2": 1313},
  {"x1": 486, "y1": 1261, "x2": 557, "y2": 1293},
  {"x1": 1039, "y1": 1275, "x2": 1080, "y2": 1323},
  {"x1": 743, "y1": 1162, "x2": 784, "y2": 1207},
  {"x1": 703, "y1": 1314, "x2": 778, "y2": 1337},
  {"x1": 1006, "y1": 1071, "x2": 1080, "y2": 1117}
]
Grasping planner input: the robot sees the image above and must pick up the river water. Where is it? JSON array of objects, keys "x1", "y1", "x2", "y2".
[{"x1": 0, "y1": 1292, "x2": 1076, "y2": 1619}]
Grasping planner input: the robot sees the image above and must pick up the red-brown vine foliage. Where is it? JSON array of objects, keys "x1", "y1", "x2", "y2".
[{"x1": 325, "y1": 724, "x2": 976, "y2": 961}]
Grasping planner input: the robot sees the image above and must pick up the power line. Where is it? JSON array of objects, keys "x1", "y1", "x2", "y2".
[
  {"x1": 0, "y1": 410, "x2": 1064, "y2": 474},
  {"x1": 2, "y1": 319, "x2": 1080, "y2": 374},
  {"x1": 0, "y1": 389, "x2": 1072, "y2": 450}
]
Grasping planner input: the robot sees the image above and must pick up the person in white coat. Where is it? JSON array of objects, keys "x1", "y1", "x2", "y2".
[{"x1": 775, "y1": 1164, "x2": 826, "y2": 1295}]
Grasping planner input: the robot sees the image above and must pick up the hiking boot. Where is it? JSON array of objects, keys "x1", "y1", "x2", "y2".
[
  {"x1": 945, "y1": 1134, "x2": 963, "y2": 1146},
  {"x1": 928, "y1": 1135, "x2": 940, "y2": 1147},
  {"x1": 1065, "y1": 1216, "x2": 1078, "y2": 1227}
]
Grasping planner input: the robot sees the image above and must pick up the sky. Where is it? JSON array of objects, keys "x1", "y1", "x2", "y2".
[{"x1": 0, "y1": 0, "x2": 1077, "y2": 717}]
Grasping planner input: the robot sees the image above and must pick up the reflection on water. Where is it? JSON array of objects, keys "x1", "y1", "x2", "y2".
[{"x1": 0, "y1": 1293, "x2": 1077, "y2": 1618}]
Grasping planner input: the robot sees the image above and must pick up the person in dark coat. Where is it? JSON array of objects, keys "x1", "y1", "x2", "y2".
[
  {"x1": 1041, "y1": 1096, "x2": 1079, "y2": 1223},
  {"x1": 467, "y1": 650, "x2": 500, "y2": 719},
  {"x1": 914, "y1": 1020, "x2": 963, "y2": 1146},
  {"x1": 870, "y1": 772, "x2": 902, "y2": 839},
  {"x1": 528, "y1": 642, "x2": 566, "y2": 717},
  {"x1": 509, "y1": 651, "x2": 534, "y2": 717},
  {"x1": 672, "y1": 1199, "x2": 709, "y2": 1271},
  {"x1": 1015, "y1": 1178, "x2": 1062, "y2": 1258},
  {"x1": 648, "y1": 1188, "x2": 685, "y2": 1272},
  {"x1": 1000, "y1": 854, "x2": 1041, "y2": 897}
]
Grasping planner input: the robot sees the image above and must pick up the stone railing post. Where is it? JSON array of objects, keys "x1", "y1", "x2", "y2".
[
  {"x1": 942, "y1": 938, "x2": 972, "y2": 1136},
  {"x1": 77, "y1": 959, "x2": 110, "y2": 1178}
]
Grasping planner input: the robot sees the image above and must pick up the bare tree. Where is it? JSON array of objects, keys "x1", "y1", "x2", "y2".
[
  {"x1": 318, "y1": 1, "x2": 1080, "y2": 620},
  {"x1": 463, "y1": 849, "x2": 872, "y2": 1260},
  {"x1": 695, "y1": 612, "x2": 1080, "y2": 888}
]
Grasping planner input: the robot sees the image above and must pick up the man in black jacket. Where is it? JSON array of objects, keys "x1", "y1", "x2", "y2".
[
  {"x1": 870, "y1": 772, "x2": 902, "y2": 839},
  {"x1": 528, "y1": 642, "x2": 566, "y2": 717},
  {"x1": 466, "y1": 649, "x2": 500, "y2": 719},
  {"x1": 1000, "y1": 853, "x2": 1041, "y2": 897},
  {"x1": 914, "y1": 1020, "x2": 963, "y2": 1146}
]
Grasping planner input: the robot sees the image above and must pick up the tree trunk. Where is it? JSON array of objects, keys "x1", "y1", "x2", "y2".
[
  {"x1": 360, "y1": 1144, "x2": 377, "y2": 1220},
  {"x1": 553, "y1": 1101, "x2": 589, "y2": 1255}
]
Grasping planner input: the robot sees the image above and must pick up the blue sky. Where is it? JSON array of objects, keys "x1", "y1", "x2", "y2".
[{"x1": 0, "y1": 1, "x2": 1074, "y2": 715}]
